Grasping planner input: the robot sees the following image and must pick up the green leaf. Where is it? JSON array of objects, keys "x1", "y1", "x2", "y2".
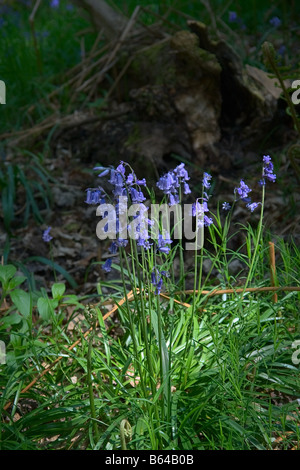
[
  {"x1": 51, "y1": 283, "x2": 66, "y2": 300},
  {"x1": 97, "y1": 308, "x2": 111, "y2": 368},
  {"x1": 0, "y1": 264, "x2": 17, "y2": 287},
  {"x1": 37, "y1": 297, "x2": 52, "y2": 322},
  {"x1": 62, "y1": 294, "x2": 78, "y2": 302},
  {"x1": 2, "y1": 311, "x2": 22, "y2": 326},
  {"x1": 7, "y1": 276, "x2": 27, "y2": 291},
  {"x1": 135, "y1": 417, "x2": 146, "y2": 450},
  {"x1": 10, "y1": 289, "x2": 31, "y2": 318}
]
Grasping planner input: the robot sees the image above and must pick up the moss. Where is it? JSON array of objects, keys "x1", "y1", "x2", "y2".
[
  {"x1": 130, "y1": 40, "x2": 177, "y2": 87},
  {"x1": 170, "y1": 31, "x2": 222, "y2": 76}
]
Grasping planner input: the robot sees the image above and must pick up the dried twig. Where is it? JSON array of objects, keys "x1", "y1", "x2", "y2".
[{"x1": 177, "y1": 286, "x2": 300, "y2": 296}]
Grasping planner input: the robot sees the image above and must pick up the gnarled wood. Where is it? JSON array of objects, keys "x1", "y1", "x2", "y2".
[{"x1": 71, "y1": 0, "x2": 129, "y2": 39}]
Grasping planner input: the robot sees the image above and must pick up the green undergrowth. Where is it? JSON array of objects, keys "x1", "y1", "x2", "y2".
[
  {"x1": 1, "y1": 249, "x2": 300, "y2": 449},
  {"x1": 1, "y1": 218, "x2": 299, "y2": 449},
  {"x1": 1, "y1": 0, "x2": 300, "y2": 452}
]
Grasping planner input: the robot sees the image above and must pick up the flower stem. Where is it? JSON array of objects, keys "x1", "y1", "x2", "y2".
[
  {"x1": 244, "y1": 183, "x2": 265, "y2": 291},
  {"x1": 119, "y1": 247, "x2": 146, "y2": 395},
  {"x1": 87, "y1": 328, "x2": 100, "y2": 444}
]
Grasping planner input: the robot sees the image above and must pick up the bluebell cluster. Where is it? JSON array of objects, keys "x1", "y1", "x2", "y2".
[
  {"x1": 91, "y1": 162, "x2": 153, "y2": 272},
  {"x1": 262, "y1": 155, "x2": 276, "y2": 183},
  {"x1": 234, "y1": 155, "x2": 276, "y2": 213},
  {"x1": 83, "y1": 155, "x2": 276, "y2": 292},
  {"x1": 156, "y1": 163, "x2": 191, "y2": 206}
]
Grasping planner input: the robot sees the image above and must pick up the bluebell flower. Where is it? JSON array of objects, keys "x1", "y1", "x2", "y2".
[
  {"x1": 202, "y1": 199, "x2": 209, "y2": 212},
  {"x1": 85, "y1": 188, "x2": 104, "y2": 204},
  {"x1": 265, "y1": 173, "x2": 276, "y2": 183},
  {"x1": 135, "y1": 178, "x2": 147, "y2": 186},
  {"x1": 183, "y1": 182, "x2": 191, "y2": 195},
  {"x1": 203, "y1": 172, "x2": 212, "y2": 189},
  {"x1": 203, "y1": 215, "x2": 213, "y2": 226},
  {"x1": 43, "y1": 226, "x2": 53, "y2": 242},
  {"x1": 262, "y1": 155, "x2": 276, "y2": 183},
  {"x1": 222, "y1": 202, "x2": 231, "y2": 211},
  {"x1": 157, "y1": 233, "x2": 172, "y2": 254},
  {"x1": 124, "y1": 169, "x2": 146, "y2": 187},
  {"x1": 147, "y1": 218, "x2": 154, "y2": 227},
  {"x1": 109, "y1": 170, "x2": 124, "y2": 188},
  {"x1": 113, "y1": 186, "x2": 127, "y2": 198},
  {"x1": 191, "y1": 201, "x2": 202, "y2": 217},
  {"x1": 137, "y1": 238, "x2": 153, "y2": 249},
  {"x1": 270, "y1": 16, "x2": 281, "y2": 28},
  {"x1": 160, "y1": 270, "x2": 169, "y2": 278},
  {"x1": 169, "y1": 193, "x2": 180, "y2": 206},
  {"x1": 126, "y1": 173, "x2": 134, "y2": 185},
  {"x1": 174, "y1": 163, "x2": 190, "y2": 181},
  {"x1": 246, "y1": 202, "x2": 260, "y2": 212},
  {"x1": 192, "y1": 198, "x2": 209, "y2": 217},
  {"x1": 109, "y1": 242, "x2": 118, "y2": 254},
  {"x1": 116, "y1": 238, "x2": 128, "y2": 247},
  {"x1": 228, "y1": 11, "x2": 246, "y2": 30},
  {"x1": 130, "y1": 187, "x2": 146, "y2": 204},
  {"x1": 102, "y1": 258, "x2": 112, "y2": 273},
  {"x1": 94, "y1": 167, "x2": 110, "y2": 178},
  {"x1": 191, "y1": 200, "x2": 204, "y2": 220},
  {"x1": 50, "y1": 0, "x2": 60, "y2": 8},
  {"x1": 151, "y1": 274, "x2": 163, "y2": 295},
  {"x1": 116, "y1": 162, "x2": 126, "y2": 176},
  {"x1": 157, "y1": 172, "x2": 176, "y2": 193},
  {"x1": 235, "y1": 180, "x2": 252, "y2": 200},
  {"x1": 229, "y1": 11, "x2": 238, "y2": 22},
  {"x1": 151, "y1": 268, "x2": 169, "y2": 295},
  {"x1": 191, "y1": 197, "x2": 212, "y2": 227}
]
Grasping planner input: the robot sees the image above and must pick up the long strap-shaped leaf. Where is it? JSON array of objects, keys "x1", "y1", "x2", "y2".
[
  {"x1": 3, "y1": 285, "x2": 300, "y2": 411},
  {"x1": 3, "y1": 290, "x2": 135, "y2": 412}
]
